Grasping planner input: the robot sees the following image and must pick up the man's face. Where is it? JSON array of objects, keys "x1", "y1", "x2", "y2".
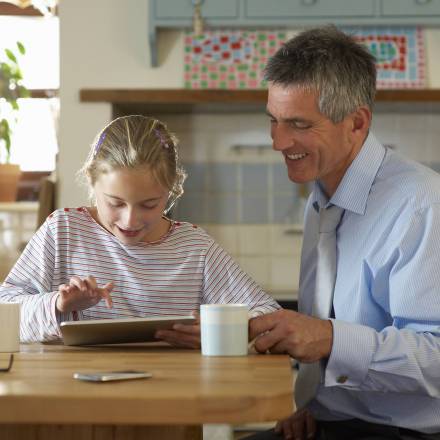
[{"x1": 267, "y1": 83, "x2": 365, "y2": 196}]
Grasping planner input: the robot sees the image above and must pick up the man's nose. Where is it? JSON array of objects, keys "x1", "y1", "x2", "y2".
[{"x1": 271, "y1": 125, "x2": 293, "y2": 152}]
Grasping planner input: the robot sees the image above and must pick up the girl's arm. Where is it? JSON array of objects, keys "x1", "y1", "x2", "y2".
[
  {"x1": 203, "y1": 241, "x2": 281, "y2": 315},
  {"x1": 0, "y1": 218, "x2": 67, "y2": 342}
]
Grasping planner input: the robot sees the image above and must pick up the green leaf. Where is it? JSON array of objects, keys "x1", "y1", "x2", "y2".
[
  {"x1": 17, "y1": 41, "x2": 25, "y2": 55},
  {"x1": 1, "y1": 62, "x2": 12, "y2": 76},
  {"x1": 5, "y1": 49, "x2": 17, "y2": 64},
  {"x1": 0, "y1": 119, "x2": 12, "y2": 162},
  {"x1": 15, "y1": 68, "x2": 23, "y2": 81},
  {"x1": 18, "y1": 85, "x2": 30, "y2": 98},
  {"x1": 0, "y1": 41, "x2": 29, "y2": 163},
  {"x1": 5, "y1": 132, "x2": 11, "y2": 161}
]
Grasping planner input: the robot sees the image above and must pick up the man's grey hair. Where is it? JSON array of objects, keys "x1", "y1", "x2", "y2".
[{"x1": 264, "y1": 25, "x2": 377, "y2": 123}]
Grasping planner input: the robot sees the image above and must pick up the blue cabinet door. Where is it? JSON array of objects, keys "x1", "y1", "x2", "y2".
[
  {"x1": 382, "y1": 0, "x2": 440, "y2": 16},
  {"x1": 245, "y1": 0, "x2": 376, "y2": 18},
  {"x1": 155, "y1": 0, "x2": 238, "y2": 19}
]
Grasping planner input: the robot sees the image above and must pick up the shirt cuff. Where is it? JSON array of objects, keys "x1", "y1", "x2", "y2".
[
  {"x1": 325, "y1": 319, "x2": 377, "y2": 388},
  {"x1": 49, "y1": 291, "x2": 64, "y2": 338},
  {"x1": 50, "y1": 291, "x2": 60, "y2": 322}
]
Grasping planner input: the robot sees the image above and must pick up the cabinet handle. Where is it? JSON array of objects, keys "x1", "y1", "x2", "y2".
[
  {"x1": 301, "y1": 0, "x2": 318, "y2": 5},
  {"x1": 414, "y1": 0, "x2": 431, "y2": 5}
]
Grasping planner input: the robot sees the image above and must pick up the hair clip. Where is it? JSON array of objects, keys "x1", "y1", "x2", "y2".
[
  {"x1": 154, "y1": 128, "x2": 170, "y2": 149},
  {"x1": 93, "y1": 132, "x2": 106, "y2": 157}
]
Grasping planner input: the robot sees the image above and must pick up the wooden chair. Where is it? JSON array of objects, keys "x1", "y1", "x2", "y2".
[{"x1": 36, "y1": 177, "x2": 56, "y2": 230}]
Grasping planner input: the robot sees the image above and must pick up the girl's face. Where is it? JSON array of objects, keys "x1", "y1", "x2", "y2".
[{"x1": 93, "y1": 167, "x2": 170, "y2": 245}]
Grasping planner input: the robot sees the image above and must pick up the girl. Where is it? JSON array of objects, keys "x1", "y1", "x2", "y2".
[{"x1": 0, "y1": 115, "x2": 279, "y2": 346}]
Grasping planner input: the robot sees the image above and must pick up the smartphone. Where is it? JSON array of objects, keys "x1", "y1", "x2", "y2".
[{"x1": 73, "y1": 370, "x2": 152, "y2": 382}]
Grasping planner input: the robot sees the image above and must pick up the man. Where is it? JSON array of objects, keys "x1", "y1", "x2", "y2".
[{"x1": 248, "y1": 25, "x2": 440, "y2": 440}]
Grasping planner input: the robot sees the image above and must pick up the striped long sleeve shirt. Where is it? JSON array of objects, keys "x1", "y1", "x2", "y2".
[{"x1": 0, "y1": 207, "x2": 280, "y2": 342}]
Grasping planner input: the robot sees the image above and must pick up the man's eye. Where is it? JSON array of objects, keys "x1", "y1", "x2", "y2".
[{"x1": 293, "y1": 121, "x2": 311, "y2": 129}]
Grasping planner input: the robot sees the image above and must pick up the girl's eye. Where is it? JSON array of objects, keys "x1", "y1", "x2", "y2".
[
  {"x1": 108, "y1": 202, "x2": 124, "y2": 208},
  {"x1": 142, "y1": 204, "x2": 158, "y2": 210}
]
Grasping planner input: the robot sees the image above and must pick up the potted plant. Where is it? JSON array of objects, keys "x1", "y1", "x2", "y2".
[{"x1": 0, "y1": 41, "x2": 29, "y2": 202}]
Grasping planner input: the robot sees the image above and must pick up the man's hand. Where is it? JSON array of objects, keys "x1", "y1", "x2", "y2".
[
  {"x1": 56, "y1": 276, "x2": 114, "y2": 314},
  {"x1": 249, "y1": 309, "x2": 333, "y2": 363},
  {"x1": 275, "y1": 409, "x2": 317, "y2": 440},
  {"x1": 155, "y1": 313, "x2": 201, "y2": 349}
]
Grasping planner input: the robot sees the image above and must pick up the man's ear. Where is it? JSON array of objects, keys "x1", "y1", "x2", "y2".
[{"x1": 351, "y1": 106, "x2": 372, "y2": 134}]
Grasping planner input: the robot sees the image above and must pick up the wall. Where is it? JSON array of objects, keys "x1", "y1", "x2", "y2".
[
  {"x1": 59, "y1": 0, "x2": 440, "y2": 296},
  {"x1": 59, "y1": 0, "x2": 184, "y2": 208}
]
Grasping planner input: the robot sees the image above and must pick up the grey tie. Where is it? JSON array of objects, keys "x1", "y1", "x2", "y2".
[{"x1": 295, "y1": 204, "x2": 344, "y2": 409}]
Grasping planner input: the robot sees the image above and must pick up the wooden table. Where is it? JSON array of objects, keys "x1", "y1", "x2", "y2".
[{"x1": 0, "y1": 343, "x2": 294, "y2": 439}]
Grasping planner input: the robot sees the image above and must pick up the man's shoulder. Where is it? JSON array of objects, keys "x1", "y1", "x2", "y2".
[{"x1": 377, "y1": 150, "x2": 440, "y2": 205}]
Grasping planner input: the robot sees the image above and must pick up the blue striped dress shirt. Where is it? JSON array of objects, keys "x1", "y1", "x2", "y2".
[{"x1": 300, "y1": 132, "x2": 440, "y2": 433}]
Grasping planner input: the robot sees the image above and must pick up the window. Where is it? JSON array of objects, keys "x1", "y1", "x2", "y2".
[{"x1": 0, "y1": 15, "x2": 59, "y2": 171}]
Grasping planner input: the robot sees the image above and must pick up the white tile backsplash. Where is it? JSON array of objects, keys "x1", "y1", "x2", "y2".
[
  {"x1": 237, "y1": 225, "x2": 270, "y2": 256},
  {"x1": 269, "y1": 226, "x2": 303, "y2": 257},
  {"x1": 200, "y1": 224, "x2": 301, "y2": 297},
  {"x1": 270, "y1": 256, "x2": 300, "y2": 295},
  {"x1": 165, "y1": 113, "x2": 280, "y2": 164},
  {"x1": 201, "y1": 225, "x2": 239, "y2": 255},
  {"x1": 238, "y1": 255, "x2": 271, "y2": 289}
]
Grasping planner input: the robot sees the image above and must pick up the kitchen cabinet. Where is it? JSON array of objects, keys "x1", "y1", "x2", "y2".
[
  {"x1": 148, "y1": 0, "x2": 440, "y2": 66},
  {"x1": 155, "y1": 0, "x2": 238, "y2": 19},
  {"x1": 382, "y1": 0, "x2": 440, "y2": 17},
  {"x1": 245, "y1": 0, "x2": 376, "y2": 19}
]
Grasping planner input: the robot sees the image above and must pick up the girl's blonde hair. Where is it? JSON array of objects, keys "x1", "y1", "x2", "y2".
[{"x1": 78, "y1": 115, "x2": 186, "y2": 212}]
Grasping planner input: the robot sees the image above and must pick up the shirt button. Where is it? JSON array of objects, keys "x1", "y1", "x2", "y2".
[{"x1": 337, "y1": 375, "x2": 348, "y2": 384}]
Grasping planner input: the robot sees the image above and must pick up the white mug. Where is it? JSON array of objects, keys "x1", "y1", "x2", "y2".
[
  {"x1": 0, "y1": 303, "x2": 20, "y2": 353},
  {"x1": 200, "y1": 304, "x2": 249, "y2": 356}
]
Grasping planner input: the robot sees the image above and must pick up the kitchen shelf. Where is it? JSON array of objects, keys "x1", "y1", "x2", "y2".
[
  {"x1": 29, "y1": 89, "x2": 58, "y2": 99},
  {"x1": 80, "y1": 88, "x2": 440, "y2": 114}
]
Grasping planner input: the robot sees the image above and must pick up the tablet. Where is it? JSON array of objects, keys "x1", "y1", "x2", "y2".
[{"x1": 60, "y1": 315, "x2": 196, "y2": 346}]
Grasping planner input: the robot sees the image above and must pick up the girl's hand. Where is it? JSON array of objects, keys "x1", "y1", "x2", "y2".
[
  {"x1": 56, "y1": 276, "x2": 114, "y2": 314},
  {"x1": 155, "y1": 312, "x2": 201, "y2": 349}
]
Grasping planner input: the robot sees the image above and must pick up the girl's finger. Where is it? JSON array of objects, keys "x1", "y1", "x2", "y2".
[
  {"x1": 172, "y1": 323, "x2": 200, "y2": 335},
  {"x1": 155, "y1": 330, "x2": 200, "y2": 349},
  {"x1": 102, "y1": 289, "x2": 113, "y2": 308},
  {"x1": 69, "y1": 276, "x2": 86, "y2": 292},
  {"x1": 85, "y1": 276, "x2": 97, "y2": 290},
  {"x1": 103, "y1": 281, "x2": 114, "y2": 292}
]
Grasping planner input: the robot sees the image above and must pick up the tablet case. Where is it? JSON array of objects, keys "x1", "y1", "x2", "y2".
[{"x1": 60, "y1": 316, "x2": 196, "y2": 346}]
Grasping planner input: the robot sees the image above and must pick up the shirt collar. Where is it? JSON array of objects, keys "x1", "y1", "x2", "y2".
[{"x1": 311, "y1": 132, "x2": 386, "y2": 215}]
